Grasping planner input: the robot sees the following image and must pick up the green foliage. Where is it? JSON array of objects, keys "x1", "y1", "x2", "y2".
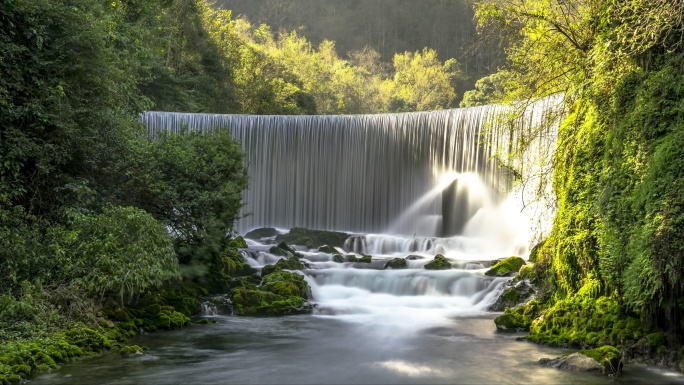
[
  {"x1": 63, "y1": 206, "x2": 179, "y2": 303},
  {"x1": 484, "y1": 256, "x2": 525, "y2": 277},
  {"x1": 460, "y1": 72, "x2": 512, "y2": 107},
  {"x1": 121, "y1": 129, "x2": 247, "y2": 273}
]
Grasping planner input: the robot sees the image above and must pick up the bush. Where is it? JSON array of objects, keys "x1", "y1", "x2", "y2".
[{"x1": 63, "y1": 205, "x2": 179, "y2": 303}]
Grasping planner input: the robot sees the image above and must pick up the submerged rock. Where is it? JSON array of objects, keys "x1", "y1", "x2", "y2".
[
  {"x1": 539, "y1": 346, "x2": 622, "y2": 374},
  {"x1": 484, "y1": 256, "x2": 526, "y2": 277},
  {"x1": 488, "y1": 279, "x2": 536, "y2": 311},
  {"x1": 384, "y1": 258, "x2": 408, "y2": 269},
  {"x1": 245, "y1": 227, "x2": 278, "y2": 240},
  {"x1": 119, "y1": 345, "x2": 145, "y2": 358},
  {"x1": 405, "y1": 255, "x2": 425, "y2": 260},
  {"x1": 424, "y1": 254, "x2": 451, "y2": 270}
]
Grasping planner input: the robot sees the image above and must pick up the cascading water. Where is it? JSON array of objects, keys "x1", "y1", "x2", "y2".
[
  {"x1": 141, "y1": 98, "x2": 562, "y2": 330},
  {"x1": 141, "y1": 99, "x2": 559, "y2": 239}
]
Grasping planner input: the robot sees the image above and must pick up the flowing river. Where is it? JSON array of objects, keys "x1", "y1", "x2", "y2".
[
  {"x1": 33, "y1": 103, "x2": 680, "y2": 384},
  {"x1": 30, "y1": 234, "x2": 684, "y2": 385}
]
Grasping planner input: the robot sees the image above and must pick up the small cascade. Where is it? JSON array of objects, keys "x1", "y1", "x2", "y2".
[{"x1": 201, "y1": 301, "x2": 217, "y2": 316}]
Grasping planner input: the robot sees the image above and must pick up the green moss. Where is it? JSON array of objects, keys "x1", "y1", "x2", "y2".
[
  {"x1": 318, "y1": 245, "x2": 338, "y2": 253},
  {"x1": 196, "y1": 318, "x2": 210, "y2": 325},
  {"x1": 274, "y1": 257, "x2": 307, "y2": 270},
  {"x1": 275, "y1": 227, "x2": 350, "y2": 248},
  {"x1": 227, "y1": 236, "x2": 248, "y2": 249},
  {"x1": 579, "y1": 346, "x2": 622, "y2": 374},
  {"x1": 485, "y1": 256, "x2": 526, "y2": 277},
  {"x1": 119, "y1": 345, "x2": 144, "y2": 357},
  {"x1": 261, "y1": 264, "x2": 280, "y2": 277},
  {"x1": 269, "y1": 246, "x2": 292, "y2": 257},
  {"x1": 494, "y1": 299, "x2": 540, "y2": 332},
  {"x1": 244, "y1": 227, "x2": 278, "y2": 240},
  {"x1": 261, "y1": 271, "x2": 309, "y2": 298},
  {"x1": 332, "y1": 254, "x2": 345, "y2": 263},
  {"x1": 424, "y1": 254, "x2": 451, "y2": 270},
  {"x1": 346, "y1": 255, "x2": 371, "y2": 263},
  {"x1": 384, "y1": 258, "x2": 408, "y2": 269}
]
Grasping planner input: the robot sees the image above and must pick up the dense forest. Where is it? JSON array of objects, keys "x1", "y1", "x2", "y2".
[
  {"x1": 217, "y1": 0, "x2": 507, "y2": 100},
  {"x1": 1, "y1": 0, "x2": 684, "y2": 382}
]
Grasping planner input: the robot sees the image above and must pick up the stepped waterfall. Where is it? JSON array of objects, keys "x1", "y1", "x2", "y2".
[{"x1": 141, "y1": 99, "x2": 560, "y2": 329}]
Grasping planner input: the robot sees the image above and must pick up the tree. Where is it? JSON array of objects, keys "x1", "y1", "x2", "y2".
[
  {"x1": 386, "y1": 48, "x2": 459, "y2": 111},
  {"x1": 120, "y1": 130, "x2": 248, "y2": 275}
]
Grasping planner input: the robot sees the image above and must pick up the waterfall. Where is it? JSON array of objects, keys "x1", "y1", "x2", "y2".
[{"x1": 141, "y1": 98, "x2": 561, "y2": 240}]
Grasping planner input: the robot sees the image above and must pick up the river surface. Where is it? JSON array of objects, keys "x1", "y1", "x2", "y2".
[
  {"x1": 28, "y1": 234, "x2": 684, "y2": 384},
  {"x1": 29, "y1": 313, "x2": 684, "y2": 385}
]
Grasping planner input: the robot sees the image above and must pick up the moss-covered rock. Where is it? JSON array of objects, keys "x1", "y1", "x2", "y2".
[
  {"x1": 488, "y1": 280, "x2": 536, "y2": 311},
  {"x1": 332, "y1": 254, "x2": 345, "y2": 263},
  {"x1": 269, "y1": 245, "x2": 293, "y2": 258},
  {"x1": 275, "y1": 227, "x2": 349, "y2": 248},
  {"x1": 347, "y1": 255, "x2": 372, "y2": 263},
  {"x1": 527, "y1": 295, "x2": 647, "y2": 347},
  {"x1": 274, "y1": 257, "x2": 308, "y2": 270},
  {"x1": 494, "y1": 299, "x2": 540, "y2": 332},
  {"x1": 424, "y1": 254, "x2": 451, "y2": 270},
  {"x1": 229, "y1": 270, "x2": 312, "y2": 316},
  {"x1": 244, "y1": 227, "x2": 278, "y2": 240},
  {"x1": 261, "y1": 271, "x2": 309, "y2": 298},
  {"x1": 196, "y1": 318, "x2": 210, "y2": 325},
  {"x1": 227, "y1": 236, "x2": 248, "y2": 248},
  {"x1": 318, "y1": 245, "x2": 338, "y2": 253},
  {"x1": 579, "y1": 346, "x2": 622, "y2": 374},
  {"x1": 384, "y1": 258, "x2": 408, "y2": 269},
  {"x1": 485, "y1": 256, "x2": 526, "y2": 277},
  {"x1": 229, "y1": 288, "x2": 308, "y2": 316},
  {"x1": 119, "y1": 345, "x2": 145, "y2": 358},
  {"x1": 261, "y1": 264, "x2": 280, "y2": 277}
]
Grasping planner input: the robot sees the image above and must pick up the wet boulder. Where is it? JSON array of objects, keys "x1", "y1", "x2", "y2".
[
  {"x1": 332, "y1": 254, "x2": 345, "y2": 263},
  {"x1": 488, "y1": 279, "x2": 536, "y2": 311},
  {"x1": 276, "y1": 227, "x2": 350, "y2": 248},
  {"x1": 384, "y1": 258, "x2": 408, "y2": 269},
  {"x1": 424, "y1": 254, "x2": 451, "y2": 270},
  {"x1": 275, "y1": 257, "x2": 309, "y2": 270},
  {"x1": 405, "y1": 255, "x2": 425, "y2": 260},
  {"x1": 318, "y1": 245, "x2": 338, "y2": 253},
  {"x1": 485, "y1": 256, "x2": 526, "y2": 277},
  {"x1": 538, "y1": 346, "x2": 622, "y2": 374},
  {"x1": 245, "y1": 227, "x2": 278, "y2": 240},
  {"x1": 229, "y1": 271, "x2": 312, "y2": 316}
]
